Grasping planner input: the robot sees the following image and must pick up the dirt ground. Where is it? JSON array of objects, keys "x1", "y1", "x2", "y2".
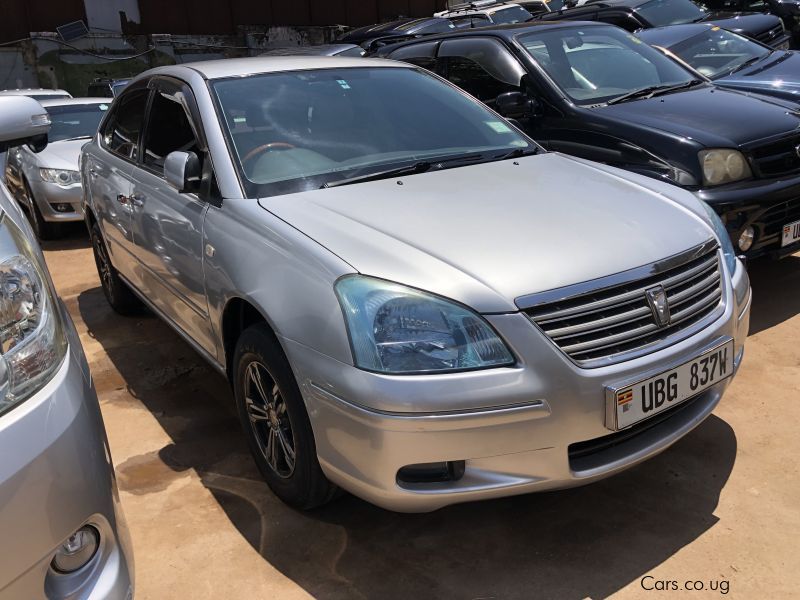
[{"x1": 42, "y1": 224, "x2": 800, "y2": 600}]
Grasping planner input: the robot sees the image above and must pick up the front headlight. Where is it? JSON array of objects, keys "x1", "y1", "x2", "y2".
[
  {"x1": 702, "y1": 202, "x2": 737, "y2": 274},
  {"x1": 335, "y1": 275, "x2": 515, "y2": 374},
  {"x1": 0, "y1": 214, "x2": 67, "y2": 416},
  {"x1": 39, "y1": 168, "x2": 80, "y2": 186},
  {"x1": 699, "y1": 149, "x2": 752, "y2": 187}
]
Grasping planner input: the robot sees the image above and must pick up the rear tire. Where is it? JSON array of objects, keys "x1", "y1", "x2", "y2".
[
  {"x1": 90, "y1": 221, "x2": 144, "y2": 315},
  {"x1": 22, "y1": 179, "x2": 60, "y2": 240},
  {"x1": 233, "y1": 324, "x2": 339, "y2": 510}
]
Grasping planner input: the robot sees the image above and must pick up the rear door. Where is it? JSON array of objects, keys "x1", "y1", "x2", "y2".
[
  {"x1": 127, "y1": 77, "x2": 216, "y2": 354},
  {"x1": 83, "y1": 83, "x2": 150, "y2": 280}
]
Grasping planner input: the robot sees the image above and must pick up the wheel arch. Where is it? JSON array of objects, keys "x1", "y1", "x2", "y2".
[{"x1": 220, "y1": 296, "x2": 282, "y2": 383}]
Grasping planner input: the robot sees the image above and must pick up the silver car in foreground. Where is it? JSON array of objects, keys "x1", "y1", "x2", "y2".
[
  {"x1": 81, "y1": 56, "x2": 751, "y2": 512},
  {"x1": 0, "y1": 97, "x2": 133, "y2": 597},
  {"x1": 5, "y1": 98, "x2": 111, "y2": 239}
]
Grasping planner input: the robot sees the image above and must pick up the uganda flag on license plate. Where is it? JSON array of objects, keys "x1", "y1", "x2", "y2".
[{"x1": 617, "y1": 389, "x2": 633, "y2": 412}]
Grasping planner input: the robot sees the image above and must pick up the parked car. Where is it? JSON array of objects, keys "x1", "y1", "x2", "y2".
[
  {"x1": 87, "y1": 78, "x2": 131, "y2": 98},
  {"x1": 537, "y1": 0, "x2": 793, "y2": 49},
  {"x1": 261, "y1": 44, "x2": 365, "y2": 57},
  {"x1": 338, "y1": 17, "x2": 457, "y2": 48},
  {"x1": 0, "y1": 95, "x2": 133, "y2": 599},
  {"x1": 5, "y1": 98, "x2": 110, "y2": 239},
  {"x1": 699, "y1": 0, "x2": 800, "y2": 43},
  {"x1": 378, "y1": 21, "x2": 800, "y2": 258},
  {"x1": 82, "y1": 55, "x2": 750, "y2": 512},
  {"x1": 637, "y1": 23, "x2": 800, "y2": 101},
  {"x1": 436, "y1": 1, "x2": 535, "y2": 26},
  {"x1": 0, "y1": 88, "x2": 72, "y2": 101}
]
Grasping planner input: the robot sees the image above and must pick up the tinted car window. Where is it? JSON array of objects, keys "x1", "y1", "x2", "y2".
[
  {"x1": 142, "y1": 91, "x2": 200, "y2": 173},
  {"x1": 102, "y1": 88, "x2": 149, "y2": 160},
  {"x1": 490, "y1": 6, "x2": 533, "y2": 23},
  {"x1": 518, "y1": 26, "x2": 694, "y2": 104},
  {"x1": 637, "y1": 0, "x2": 707, "y2": 26},
  {"x1": 46, "y1": 103, "x2": 110, "y2": 142},
  {"x1": 419, "y1": 19, "x2": 458, "y2": 33},
  {"x1": 88, "y1": 84, "x2": 113, "y2": 98},
  {"x1": 443, "y1": 57, "x2": 520, "y2": 102},
  {"x1": 29, "y1": 94, "x2": 71, "y2": 100},
  {"x1": 669, "y1": 27, "x2": 770, "y2": 78},
  {"x1": 388, "y1": 41, "x2": 439, "y2": 70},
  {"x1": 211, "y1": 67, "x2": 532, "y2": 197}
]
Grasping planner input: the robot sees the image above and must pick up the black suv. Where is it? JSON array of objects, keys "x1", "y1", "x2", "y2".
[
  {"x1": 538, "y1": 0, "x2": 792, "y2": 48},
  {"x1": 700, "y1": 0, "x2": 800, "y2": 43},
  {"x1": 378, "y1": 21, "x2": 800, "y2": 257}
]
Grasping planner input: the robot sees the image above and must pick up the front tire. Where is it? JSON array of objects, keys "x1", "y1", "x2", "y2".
[
  {"x1": 90, "y1": 221, "x2": 144, "y2": 315},
  {"x1": 233, "y1": 324, "x2": 338, "y2": 510},
  {"x1": 22, "y1": 179, "x2": 60, "y2": 240}
]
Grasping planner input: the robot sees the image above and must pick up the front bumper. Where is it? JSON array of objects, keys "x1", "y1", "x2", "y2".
[
  {"x1": 27, "y1": 178, "x2": 84, "y2": 223},
  {"x1": 0, "y1": 304, "x2": 133, "y2": 599},
  {"x1": 287, "y1": 262, "x2": 751, "y2": 512},
  {"x1": 696, "y1": 174, "x2": 800, "y2": 258}
]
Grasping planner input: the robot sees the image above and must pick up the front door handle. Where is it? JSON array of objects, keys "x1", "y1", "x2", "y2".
[
  {"x1": 89, "y1": 168, "x2": 98, "y2": 179},
  {"x1": 117, "y1": 194, "x2": 129, "y2": 205}
]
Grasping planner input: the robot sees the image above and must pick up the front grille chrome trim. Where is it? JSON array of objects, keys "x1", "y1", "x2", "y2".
[{"x1": 519, "y1": 240, "x2": 725, "y2": 368}]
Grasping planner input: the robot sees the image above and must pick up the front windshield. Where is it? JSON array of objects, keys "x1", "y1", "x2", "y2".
[
  {"x1": 518, "y1": 26, "x2": 696, "y2": 105},
  {"x1": 212, "y1": 67, "x2": 533, "y2": 197},
  {"x1": 669, "y1": 27, "x2": 771, "y2": 78},
  {"x1": 491, "y1": 6, "x2": 533, "y2": 24},
  {"x1": 45, "y1": 103, "x2": 109, "y2": 142},
  {"x1": 636, "y1": 0, "x2": 707, "y2": 26}
]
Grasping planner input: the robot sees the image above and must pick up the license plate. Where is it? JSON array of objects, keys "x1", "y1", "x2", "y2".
[
  {"x1": 607, "y1": 340, "x2": 734, "y2": 430},
  {"x1": 782, "y1": 219, "x2": 800, "y2": 247}
]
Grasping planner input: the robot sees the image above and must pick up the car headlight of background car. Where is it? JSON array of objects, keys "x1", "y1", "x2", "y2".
[
  {"x1": 336, "y1": 275, "x2": 514, "y2": 374},
  {"x1": 699, "y1": 149, "x2": 752, "y2": 187},
  {"x1": 0, "y1": 214, "x2": 67, "y2": 416},
  {"x1": 702, "y1": 202, "x2": 738, "y2": 274},
  {"x1": 39, "y1": 168, "x2": 81, "y2": 186}
]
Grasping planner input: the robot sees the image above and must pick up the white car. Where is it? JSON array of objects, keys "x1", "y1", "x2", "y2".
[{"x1": 436, "y1": 0, "x2": 534, "y2": 27}]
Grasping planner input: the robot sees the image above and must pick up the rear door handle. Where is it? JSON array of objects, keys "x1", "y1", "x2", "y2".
[
  {"x1": 116, "y1": 194, "x2": 129, "y2": 205},
  {"x1": 89, "y1": 169, "x2": 98, "y2": 179},
  {"x1": 130, "y1": 193, "x2": 144, "y2": 207}
]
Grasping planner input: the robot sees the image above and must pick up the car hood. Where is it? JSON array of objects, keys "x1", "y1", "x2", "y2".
[
  {"x1": 31, "y1": 138, "x2": 88, "y2": 170},
  {"x1": 258, "y1": 153, "x2": 714, "y2": 313},
  {"x1": 720, "y1": 51, "x2": 800, "y2": 100},
  {"x1": 704, "y1": 12, "x2": 780, "y2": 34},
  {"x1": 594, "y1": 86, "x2": 800, "y2": 148}
]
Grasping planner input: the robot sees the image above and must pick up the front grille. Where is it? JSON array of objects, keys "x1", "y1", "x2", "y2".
[
  {"x1": 760, "y1": 197, "x2": 800, "y2": 237},
  {"x1": 755, "y1": 25, "x2": 783, "y2": 45},
  {"x1": 524, "y1": 246, "x2": 722, "y2": 365},
  {"x1": 750, "y1": 135, "x2": 800, "y2": 178}
]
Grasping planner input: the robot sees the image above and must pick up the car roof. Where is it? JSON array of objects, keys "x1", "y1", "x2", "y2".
[
  {"x1": 0, "y1": 88, "x2": 71, "y2": 96},
  {"x1": 635, "y1": 22, "x2": 717, "y2": 46},
  {"x1": 146, "y1": 56, "x2": 405, "y2": 81},
  {"x1": 260, "y1": 44, "x2": 362, "y2": 56},
  {"x1": 443, "y1": 2, "x2": 527, "y2": 15},
  {"x1": 38, "y1": 97, "x2": 112, "y2": 107},
  {"x1": 342, "y1": 16, "x2": 448, "y2": 37}
]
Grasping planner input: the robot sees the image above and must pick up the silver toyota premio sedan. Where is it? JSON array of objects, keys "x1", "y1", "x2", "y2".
[
  {"x1": 81, "y1": 56, "x2": 751, "y2": 512},
  {"x1": 5, "y1": 98, "x2": 110, "y2": 239},
  {"x1": 0, "y1": 97, "x2": 133, "y2": 598}
]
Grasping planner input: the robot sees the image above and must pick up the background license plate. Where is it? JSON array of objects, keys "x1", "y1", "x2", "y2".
[
  {"x1": 610, "y1": 341, "x2": 734, "y2": 430},
  {"x1": 782, "y1": 219, "x2": 800, "y2": 247}
]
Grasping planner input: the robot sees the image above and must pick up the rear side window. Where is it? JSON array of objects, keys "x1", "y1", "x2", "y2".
[
  {"x1": 102, "y1": 89, "x2": 149, "y2": 160},
  {"x1": 142, "y1": 91, "x2": 201, "y2": 174}
]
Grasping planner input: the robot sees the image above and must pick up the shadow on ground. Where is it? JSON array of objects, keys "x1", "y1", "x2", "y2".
[
  {"x1": 77, "y1": 285, "x2": 737, "y2": 600},
  {"x1": 39, "y1": 222, "x2": 90, "y2": 252},
  {"x1": 746, "y1": 255, "x2": 800, "y2": 335}
]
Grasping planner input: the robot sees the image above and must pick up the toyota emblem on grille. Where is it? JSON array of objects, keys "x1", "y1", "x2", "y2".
[{"x1": 645, "y1": 285, "x2": 671, "y2": 327}]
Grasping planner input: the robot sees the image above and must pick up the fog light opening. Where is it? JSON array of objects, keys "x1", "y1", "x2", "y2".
[
  {"x1": 52, "y1": 203, "x2": 72, "y2": 213},
  {"x1": 397, "y1": 460, "x2": 466, "y2": 485},
  {"x1": 738, "y1": 226, "x2": 755, "y2": 252},
  {"x1": 51, "y1": 525, "x2": 99, "y2": 574}
]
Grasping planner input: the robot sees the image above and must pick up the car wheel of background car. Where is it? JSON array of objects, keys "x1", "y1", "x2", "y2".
[
  {"x1": 233, "y1": 324, "x2": 339, "y2": 510},
  {"x1": 90, "y1": 221, "x2": 145, "y2": 315},
  {"x1": 22, "y1": 178, "x2": 60, "y2": 240}
]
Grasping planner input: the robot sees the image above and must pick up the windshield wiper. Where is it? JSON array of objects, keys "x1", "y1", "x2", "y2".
[
  {"x1": 60, "y1": 135, "x2": 93, "y2": 142},
  {"x1": 607, "y1": 79, "x2": 703, "y2": 105},
  {"x1": 728, "y1": 54, "x2": 769, "y2": 75},
  {"x1": 493, "y1": 147, "x2": 539, "y2": 161},
  {"x1": 321, "y1": 153, "x2": 489, "y2": 188}
]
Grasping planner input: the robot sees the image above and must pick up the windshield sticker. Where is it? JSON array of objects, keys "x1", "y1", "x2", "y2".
[
  {"x1": 711, "y1": 26, "x2": 720, "y2": 30},
  {"x1": 99, "y1": 104, "x2": 109, "y2": 110},
  {"x1": 336, "y1": 79, "x2": 351, "y2": 90},
  {"x1": 486, "y1": 120, "x2": 513, "y2": 134}
]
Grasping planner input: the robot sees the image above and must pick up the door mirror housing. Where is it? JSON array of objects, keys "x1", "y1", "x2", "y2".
[
  {"x1": 0, "y1": 96, "x2": 50, "y2": 153},
  {"x1": 495, "y1": 91, "x2": 539, "y2": 120},
  {"x1": 164, "y1": 151, "x2": 201, "y2": 193}
]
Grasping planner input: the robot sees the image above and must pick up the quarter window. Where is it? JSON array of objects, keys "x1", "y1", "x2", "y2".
[
  {"x1": 142, "y1": 91, "x2": 201, "y2": 174},
  {"x1": 102, "y1": 89, "x2": 149, "y2": 160}
]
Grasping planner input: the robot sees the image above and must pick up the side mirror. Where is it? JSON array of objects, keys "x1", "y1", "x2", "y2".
[
  {"x1": 495, "y1": 91, "x2": 539, "y2": 120},
  {"x1": 164, "y1": 151, "x2": 201, "y2": 193},
  {"x1": 0, "y1": 96, "x2": 50, "y2": 153}
]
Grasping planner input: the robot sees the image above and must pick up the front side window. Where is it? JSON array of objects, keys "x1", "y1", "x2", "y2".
[
  {"x1": 102, "y1": 89, "x2": 149, "y2": 160},
  {"x1": 443, "y1": 57, "x2": 521, "y2": 102},
  {"x1": 142, "y1": 91, "x2": 200, "y2": 174},
  {"x1": 635, "y1": 0, "x2": 707, "y2": 26},
  {"x1": 45, "y1": 103, "x2": 110, "y2": 143},
  {"x1": 490, "y1": 6, "x2": 533, "y2": 24},
  {"x1": 669, "y1": 27, "x2": 771, "y2": 78},
  {"x1": 212, "y1": 67, "x2": 533, "y2": 197},
  {"x1": 518, "y1": 26, "x2": 695, "y2": 104}
]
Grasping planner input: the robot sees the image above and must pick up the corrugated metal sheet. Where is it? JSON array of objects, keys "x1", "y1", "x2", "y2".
[{"x1": 0, "y1": 0, "x2": 87, "y2": 42}]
